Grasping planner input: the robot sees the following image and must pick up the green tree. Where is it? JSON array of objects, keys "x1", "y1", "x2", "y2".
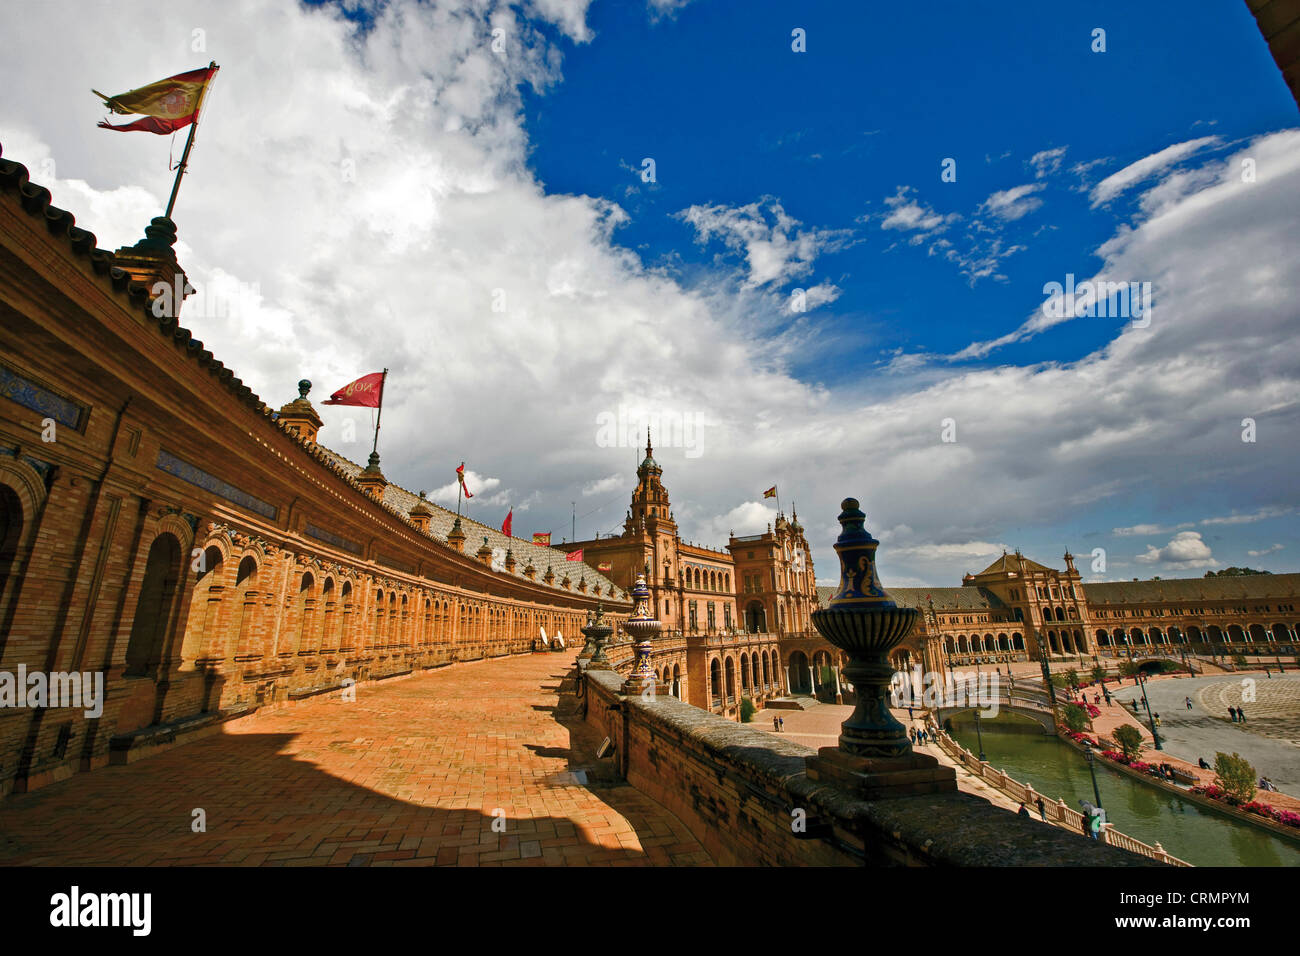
[
  {"x1": 740, "y1": 696, "x2": 756, "y2": 723},
  {"x1": 1090, "y1": 664, "x2": 1107, "y2": 685},
  {"x1": 1063, "y1": 668, "x2": 1080, "y2": 688},
  {"x1": 1118, "y1": 660, "x2": 1139, "y2": 680},
  {"x1": 1062, "y1": 702, "x2": 1089, "y2": 733},
  {"x1": 1232, "y1": 653, "x2": 1247, "y2": 669},
  {"x1": 1212, "y1": 752, "x2": 1257, "y2": 805},
  {"x1": 1112, "y1": 724, "x2": 1144, "y2": 761}
]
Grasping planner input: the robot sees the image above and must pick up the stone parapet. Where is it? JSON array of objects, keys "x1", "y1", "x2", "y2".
[{"x1": 579, "y1": 665, "x2": 1155, "y2": 866}]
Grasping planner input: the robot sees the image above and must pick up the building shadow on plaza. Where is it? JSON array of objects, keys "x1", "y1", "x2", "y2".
[{"x1": 0, "y1": 723, "x2": 699, "y2": 866}]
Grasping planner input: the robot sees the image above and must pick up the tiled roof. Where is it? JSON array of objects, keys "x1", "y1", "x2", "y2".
[
  {"x1": 975, "y1": 552, "x2": 1057, "y2": 576},
  {"x1": 321, "y1": 449, "x2": 624, "y2": 600},
  {"x1": 1084, "y1": 573, "x2": 1300, "y2": 605},
  {"x1": 0, "y1": 140, "x2": 626, "y2": 604},
  {"x1": 815, "y1": 585, "x2": 1002, "y2": 610}
]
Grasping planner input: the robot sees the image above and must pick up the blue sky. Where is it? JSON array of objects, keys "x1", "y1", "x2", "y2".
[{"x1": 1, "y1": 0, "x2": 1297, "y2": 586}]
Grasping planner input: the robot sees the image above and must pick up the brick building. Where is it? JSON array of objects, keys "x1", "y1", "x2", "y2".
[{"x1": 0, "y1": 142, "x2": 626, "y2": 797}]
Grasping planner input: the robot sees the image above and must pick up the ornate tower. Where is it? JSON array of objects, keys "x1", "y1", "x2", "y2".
[{"x1": 630, "y1": 431, "x2": 676, "y2": 534}]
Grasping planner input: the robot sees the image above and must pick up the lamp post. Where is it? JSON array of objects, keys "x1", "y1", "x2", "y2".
[
  {"x1": 973, "y1": 705, "x2": 987, "y2": 762},
  {"x1": 1085, "y1": 748, "x2": 1103, "y2": 810},
  {"x1": 1136, "y1": 671, "x2": 1163, "y2": 750}
]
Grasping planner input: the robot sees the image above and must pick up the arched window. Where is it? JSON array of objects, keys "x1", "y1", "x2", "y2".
[{"x1": 125, "y1": 533, "x2": 184, "y2": 677}]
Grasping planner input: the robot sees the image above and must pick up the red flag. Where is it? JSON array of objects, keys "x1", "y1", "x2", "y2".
[
  {"x1": 95, "y1": 66, "x2": 218, "y2": 134},
  {"x1": 502, "y1": 508, "x2": 513, "y2": 537},
  {"x1": 456, "y1": 462, "x2": 474, "y2": 499},
  {"x1": 532, "y1": 532, "x2": 551, "y2": 546},
  {"x1": 566, "y1": 549, "x2": 584, "y2": 562},
  {"x1": 322, "y1": 371, "x2": 384, "y2": 408},
  {"x1": 598, "y1": 562, "x2": 612, "y2": 572}
]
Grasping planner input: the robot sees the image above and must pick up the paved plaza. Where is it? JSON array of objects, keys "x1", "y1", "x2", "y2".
[
  {"x1": 0, "y1": 653, "x2": 711, "y2": 866},
  {"x1": 1111, "y1": 673, "x2": 1300, "y2": 797}
]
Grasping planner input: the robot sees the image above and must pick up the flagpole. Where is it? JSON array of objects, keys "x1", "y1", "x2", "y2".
[
  {"x1": 164, "y1": 61, "x2": 218, "y2": 219},
  {"x1": 370, "y1": 368, "x2": 389, "y2": 459}
]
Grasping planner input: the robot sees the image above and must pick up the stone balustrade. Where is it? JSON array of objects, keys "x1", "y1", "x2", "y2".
[{"x1": 930, "y1": 727, "x2": 1189, "y2": 866}]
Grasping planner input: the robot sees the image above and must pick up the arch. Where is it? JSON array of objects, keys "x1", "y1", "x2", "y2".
[
  {"x1": 745, "y1": 600, "x2": 766, "y2": 634},
  {"x1": 740, "y1": 652, "x2": 750, "y2": 690},
  {"x1": 179, "y1": 543, "x2": 227, "y2": 665},
  {"x1": 1227, "y1": 624, "x2": 1246, "y2": 643},
  {"x1": 751, "y1": 653, "x2": 761, "y2": 690},
  {"x1": 1012, "y1": 632, "x2": 1025, "y2": 651},
  {"x1": 724, "y1": 656, "x2": 736, "y2": 701},
  {"x1": 788, "y1": 650, "x2": 811, "y2": 694},
  {"x1": 710, "y1": 657, "x2": 723, "y2": 704},
  {"x1": 1249, "y1": 623, "x2": 1269, "y2": 643},
  {"x1": 124, "y1": 533, "x2": 184, "y2": 677},
  {"x1": 762, "y1": 652, "x2": 771, "y2": 686}
]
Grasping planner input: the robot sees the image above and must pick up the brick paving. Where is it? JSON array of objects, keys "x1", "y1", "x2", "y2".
[{"x1": 0, "y1": 653, "x2": 712, "y2": 866}]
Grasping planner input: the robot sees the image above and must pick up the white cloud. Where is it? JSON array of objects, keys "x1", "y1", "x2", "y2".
[
  {"x1": 1200, "y1": 506, "x2": 1293, "y2": 526},
  {"x1": 1135, "y1": 531, "x2": 1217, "y2": 569},
  {"x1": 878, "y1": 186, "x2": 958, "y2": 234},
  {"x1": 1247, "y1": 544, "x2": 1284, "y2": 557},
  {"x1": 979, "y1": 182, "x2": 1045, "y2": 221},
  {"x1": 1089, "y1": 136, "x2": 1219, "y2": 206},
  {"x1": 676, "y1": 198, "x2": 852, "y2": 288},
  {"x1": 582, "y1": 473, "x2": 626, "y2": 497},
  {"x1": 1029, "y1": 146, "x2": 1067, "y2": 178}
]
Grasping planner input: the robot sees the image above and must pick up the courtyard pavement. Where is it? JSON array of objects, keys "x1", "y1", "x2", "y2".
[
  {"x1": 0, "y1": 652, "x2": 712, "y2": 866},
  {"x1": 1110, "y1": 673, "x2": 1300, "y2": 798}
]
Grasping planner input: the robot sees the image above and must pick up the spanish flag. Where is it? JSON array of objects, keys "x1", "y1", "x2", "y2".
[
  {"x1": 95, "y1": 66, "x2": 218, "y2": 135},
  {"x1": 532, "y1": 532, "x2": 551, "y2": 546},
  {"x1": 763, "y1": 486, "x2": 777, "y2": 499}
]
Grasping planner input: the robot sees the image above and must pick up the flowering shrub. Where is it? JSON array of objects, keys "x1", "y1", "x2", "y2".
[
  {"x1": 1100, "y1": 750, "x2": 1128, "y2": 764},
  {"x1": 1192, "y1": 790, "x2": 1300, "y2": 828},
  {"x1": 1129, "y1": 761, "x2": 1152, "y2": 772},
  {"x1": 1085, "y1": 704, "x2": 1101, "y2": 718}
]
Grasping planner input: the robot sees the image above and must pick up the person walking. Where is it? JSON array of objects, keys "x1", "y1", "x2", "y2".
[
  {"x1": 1185, "y1": 696, "x2": 1192, "y2": 710},
  {"x1": 1228, "y1": 707, "x2": 1238, "y2": 722},
  {"x1": 1238, "y1": 706, "x2": 1246, "y2": 724},
  {"x1": 1036, "y1": 796, "x2": 1047, "y2": 821}
]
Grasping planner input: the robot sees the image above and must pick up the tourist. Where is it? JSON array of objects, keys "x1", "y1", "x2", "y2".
[
  {"x1": 1018, "y1": 802, "x2": 1030, "y2": 817},
  {"x1": 1228, "y1": 707, "x2": 1238, "y2": 722},
  {"x1": 1185, "y1": 696, "x2": 1192, "y2": 710},
  {"x1": 1090, "y1": 812, "x2": 1103, "y2": 840},
  {"x1": 778, "y1": 716, "x2": 786, "y2": 732},
  {"x1": 1036, "y1": 796, "x2": 1047, "y2": 821},
  {"x1": 1238, "y1": 707, "x2": 1246, "y2": 723},
  {"x1": 773, "y1": 715, "x2": 780, "y2": 732}
]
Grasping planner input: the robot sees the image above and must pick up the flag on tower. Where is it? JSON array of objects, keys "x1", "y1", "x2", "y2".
[
  {"x1": 597, "y1": 562, "x2": 613, "y2": 572},
  {"x1": 94, "y1": 65, "x2": 218, "y2": 134},
  {"x1": 566, "y1": 549, "x2": 584, "y2": 562},
  {"x1": 532, "y1": 532, "x2": 551, "y2": 546},
  {"x1": 322, "y1": 372, "x2": 385, "y2": 407},
  {"x1": 456, "y1": 462, "x2": 474, "y2": 499},
  {"x1": 502, "y1": 508, "x2": 513, "y2": 537},
  {"x1": 763, "y1": 486, "x2": 777, "y2": 499}
]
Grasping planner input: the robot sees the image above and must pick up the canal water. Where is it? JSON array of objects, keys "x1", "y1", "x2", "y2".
[{"x1": 948, "y1": 720, "x2": 1300, "y2": 867}]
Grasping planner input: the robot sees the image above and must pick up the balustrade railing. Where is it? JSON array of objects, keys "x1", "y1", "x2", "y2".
[{"x1": 930, "y1": 727, "x2": 1189, "y2": 866}]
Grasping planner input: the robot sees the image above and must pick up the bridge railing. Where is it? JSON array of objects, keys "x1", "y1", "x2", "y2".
[{"x1": 929, "y1": 726, "x2": 1190, "y2": 867}]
